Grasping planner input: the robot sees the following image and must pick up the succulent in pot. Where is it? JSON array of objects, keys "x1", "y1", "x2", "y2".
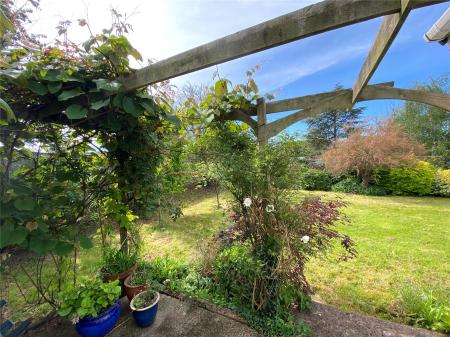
[
  {"x1": 57, "y1": 279, "x2": 122, "y2": 337},
  {"x1": 124, "y1": 262, "x2": 152, "y2": 301},
  {"x1": 130, "y1": 290, "x2": 160, "y2": 328}
]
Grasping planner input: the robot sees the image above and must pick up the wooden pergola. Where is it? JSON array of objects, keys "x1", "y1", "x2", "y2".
[{"x1": 118, "y1": 0, "x2": 450, "y2": 144}]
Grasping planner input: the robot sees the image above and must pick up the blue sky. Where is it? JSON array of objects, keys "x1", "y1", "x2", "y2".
[{"x1": 30, "y1": 0, "x2": 450, "y2": 136}]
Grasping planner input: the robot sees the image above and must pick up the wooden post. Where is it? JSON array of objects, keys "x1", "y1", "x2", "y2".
[{"x1": 256, "y1": 98, "x2": 267, "y2": 146}]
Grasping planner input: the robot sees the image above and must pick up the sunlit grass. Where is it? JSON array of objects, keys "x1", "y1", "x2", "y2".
[{"x1": 4, "y1": 190, "x2": 449, "y2": 324}]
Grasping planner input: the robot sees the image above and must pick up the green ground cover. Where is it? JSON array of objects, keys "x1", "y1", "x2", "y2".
[{"x1": 138, "y1": 191, "x2": 450, "y2": 321}]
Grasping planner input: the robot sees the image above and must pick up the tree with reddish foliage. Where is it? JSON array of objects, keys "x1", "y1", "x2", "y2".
[{"x1": 321, "y1": 119, "x2": 425, "y2": 186}]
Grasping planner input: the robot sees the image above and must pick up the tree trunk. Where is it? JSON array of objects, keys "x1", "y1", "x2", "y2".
[
  {"x1": 214, "y1": 182, "x2": 221, "y2": 209},
  {"x1": 119, "y1": 226, "x2": 128, "y2": 254}
]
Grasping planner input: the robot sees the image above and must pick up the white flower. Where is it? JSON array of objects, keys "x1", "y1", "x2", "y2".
[
  {"x1": 71, "y1": 316, "x2": 80, "y2": 325},
  {"x1": 301, "y1": 235, "x2": 310, "y2": 244},
  {"x1": 243, "y1": 197, "x2": 252, "y2": 207},
  {"x1": 265, "y1": 204, "x2": 275, "y2": 213}
]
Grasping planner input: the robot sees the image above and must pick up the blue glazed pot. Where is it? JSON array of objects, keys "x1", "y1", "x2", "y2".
[
  {"x1": 75, "y1": 302, "x2": 121, "y2": 337},
  {"x1": 130, "y1": 291, "x2": 160, "y2": 328}
]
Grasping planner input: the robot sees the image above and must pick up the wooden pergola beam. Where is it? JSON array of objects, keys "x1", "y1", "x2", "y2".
[
  {"x1": 265, "y1": 82, "x2": 394, "y2": 114},
  {"x1": 256, "y1": 84, "x2": 450, "y2": 142},
  {"x1": 352, "y1": 0, "x2": 414, "y2": 103},
  {"x1": 119, "y1": 0, "x2": 445, "y2": 92}
]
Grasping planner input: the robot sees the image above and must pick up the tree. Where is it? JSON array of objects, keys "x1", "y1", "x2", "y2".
[
  {"x1": 321, "y1": 119, "x2": 425, "y2": 186},
  {"x1": 306, "y1": 84, "x2": 365, "y2": 151},
  {"x1": 393, "y1": 75, "x2": 450, "y2": 168}
]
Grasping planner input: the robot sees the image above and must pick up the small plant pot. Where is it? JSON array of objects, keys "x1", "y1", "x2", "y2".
[
  {"x1": 102, "y1": 264, "x2": 137, "y2": 295},
  {"x1": 124, "y1": 274, "x2": 148, "y2": 302},
  {"x1": 75, "y1": 302, "x2": 121, "y2": 337},
  {"x1": 130, "y1": 291, "x2": 160, "y2": 328}
]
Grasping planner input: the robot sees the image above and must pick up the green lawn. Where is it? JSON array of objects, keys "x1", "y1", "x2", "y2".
[
  {"x1": 138, "y1": 191, "x2": 450, "y2": 321},
  {"x1": 3, "y1": 190, "x2": 449, "y2": 324}
]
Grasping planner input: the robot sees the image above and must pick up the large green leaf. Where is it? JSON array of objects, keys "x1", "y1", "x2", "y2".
[
  {"x1": 123, "y1": 96, "x2": 144, "y2": 117},
  {"x1": 93, "y1": 79, "x2": 122, "y2": 92},
  {"x1": 58, "y1": 87, "x2": 84, "y2": 101},
  {"x1": 29, "y1": 235, "x2": 56, "y2": 255},
  {"x1": 13, "y1": 196, "x2": 35, "y2": 211},
  {"x1": 0, "y1": 97, "x2": 16, "y2": 122},
  {"x1": 42, "y1": 69, "x2": 61, "y2": 82},
  {"x1": 163, "y1": 113, "x2": 181, "y2": 126},
  {"x1": 90, "y1": 98, "x2": 110, "y2": 110},
  {"x1": 47, "y1": 81, "x2": 63, "y2": 94},
  {"x1": 64, "y1": 104, "x2": 88, "y2": 120},
  {"x1": 28, "y1": 81, "x2": 48, "y2": 96},
  {"x1": 55, "y1": 241, "x2": 74, "y2": 256},
  {"x1": 214, "y1": 79, "x2": 228, "y2": 97},
  {"x1": 79, "y1": 236, "x2": 93, "y2": 249},
  {"x1": 0, "y1": 225, "x2": 27, "y2": 247}
]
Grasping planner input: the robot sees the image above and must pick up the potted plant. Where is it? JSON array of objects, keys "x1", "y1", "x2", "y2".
[
  {"x1": 101, "y1": 248, "x2": 138, "y2": 289},
  {"x1": 57, "y1": 279, "x2": 122, "y2": 337},
  {"x1": 129, "y1": 290, "x2": 160, "y2": 328},
  {"x1": 124, "y1": 262, "x2": 151, "y2": 301}
]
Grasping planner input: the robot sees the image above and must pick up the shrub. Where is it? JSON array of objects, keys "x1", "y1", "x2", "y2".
[
  {"x1": 57, "y1": 279, "x2": 121, "y2": 323},
  {"x1": 432, "y1": 169, "x2": 450, "y2": 197},
  {"x1": 301, "y1": 168, "x2": 333, "y2": 191},
  {"x1": 331, "y1": 177, "x2": 364, "y2": 194},
  {"x1": 398, "y1": 284, "x2": 450, "y2": 333},
  {"x1": 145, "y1": 256, "x2": 188, "y2": 284},
  {"x1": 380, "y1": 161, "x2": 435, "y2": 195}
]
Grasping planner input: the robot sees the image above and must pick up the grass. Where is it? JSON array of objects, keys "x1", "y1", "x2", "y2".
[
  {"x1": 3, "y1": 190, "x2": 449, "y2": 326},
  {"x1": 138, "y1": 190, "x2": 450, "y2": 322}
]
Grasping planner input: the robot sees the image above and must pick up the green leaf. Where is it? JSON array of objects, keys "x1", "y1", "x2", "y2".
[
  {"x1": 58, "y1": 87, "x2": 84, "y2": 101},
  {"x1": 55, "y1": 241, "x2": 74, "y2": 256},
  {"x1": 43, "y1": 69, "x2": 61, "y2": 82},
  {"x1": 214, "y1": 79, "x2": 228, "y2": 97},
  {"x1": 28, "y1": 81, "x2": 48, "y2": 96},
  {"x1": 163, "y1": 113, "x2": 181, "y2": 126},
  {"x1": 57, "y1": 306, "x2": 72, "y2": 317},
  {"x1": 64, "y1": 104, "x2": 88, "y2": 120},
  {"x1": 93, "y1": 79, "x2": 122, "y2": 92},
  {"x1": 29, "y1": 235, "x2": 56, "y2": 255},
  {"x1": 47, "y1": 82, "x2": 63, "y2": 94},
  {"x1": 90, "y1": 98, "x2": 110, "y2": 110},
  {"x1": 79, "y1": 236, "x2": 93, "y2": 249},
  {"x1": 0, "y1": 97, "x2": 16, "y2": 122},
  {"x1": 5, "y1": 227, "x2": 28, "y2": 245},
  {"x1": 13, "y1": 196, "x2": 35, "y2": 211},
  {"x1": 123, "y1": 96, "x2": 143, "y2": 117}
]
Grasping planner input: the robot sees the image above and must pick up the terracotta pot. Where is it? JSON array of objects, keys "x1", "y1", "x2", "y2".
[
  {"x1": 102, "y1": 264, "x2": 137, "y2": 295},
  {"x1": 124, "y1": 274, "x2": 148, "y2": 302}
]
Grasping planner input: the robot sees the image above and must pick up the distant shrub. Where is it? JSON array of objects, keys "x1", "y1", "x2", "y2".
[
  {"x1": 380, "y1": 161, "x2": 435, "y2": 195},
  {"x1": 331, "y1": 177, "x2": 388, "y2": 196},
  {"x1": 301, "y1": 168, "x2": 333, "y2": 191},
  {"x1": 398, "y1": 284, "x2": 450, "y2": 333},
  {"x1": 432, "y1": 169, "x2": 450, "y2": 197},
  {"x1": 331, "y1": 177, "x2": 364, "y2": 194}
]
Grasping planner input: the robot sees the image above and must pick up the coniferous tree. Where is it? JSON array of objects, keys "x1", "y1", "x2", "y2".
[{"x1": 306, "y1": 84, "x2": 365, "y2": 151}]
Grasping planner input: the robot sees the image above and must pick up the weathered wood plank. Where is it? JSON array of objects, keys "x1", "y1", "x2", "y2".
[
  {"x1": 351, "y1": 0, "x2": 412, "y2": 102},
  {"x1": 260, "y1": 85, "x2": 450, "y2": 140},
  {"x1": 265, "y1": 82, "x2": 394, "y2": 114},
  {"x1": 257, "y1": 98, "x2": 268, "y2": 145},
  {"x1": 120, "y1": 0, "x2": 439, "y2": 91}
]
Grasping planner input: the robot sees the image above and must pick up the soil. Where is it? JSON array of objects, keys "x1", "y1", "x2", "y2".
[
  {"x1": 131, "y1": 291, "x2": 157, "y2": 309},
  {"x1": 297, "y1": 300, "x2": 447, "y2": 337}
]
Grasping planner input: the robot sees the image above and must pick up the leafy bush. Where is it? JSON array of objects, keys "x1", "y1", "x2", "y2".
[
  {"x1": 101, "y1": 248, "x2": 138, "y2": 275},
  {"x1": 432, "y1": 169, "x2": 450, "y2": 197},
  {"x1": 398, "y1": 284, "x2": 450, "y2": 333},
  {"x1": 301, "y1": 168, "x2": 333, "y2": 191},
  {"x1": 145, "y1": 256, "x2": 188, "y2": 284},
  {"x1": 331, "y1": 177, "x2": 389, "y2": 196},
  {"x1": 380, "y1": 161, "x2": 435, "y2": 195},
  {"x1": 331, "y1": 177, "x2": 364, "y2": 194},
  {"x1": 57, "y1": 279, "x2": 121, "y2": 323}
]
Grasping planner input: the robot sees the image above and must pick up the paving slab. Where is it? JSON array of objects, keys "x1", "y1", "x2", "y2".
[{"x1": 109, "y1": 294, "x2": 259, "y2": 337}]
